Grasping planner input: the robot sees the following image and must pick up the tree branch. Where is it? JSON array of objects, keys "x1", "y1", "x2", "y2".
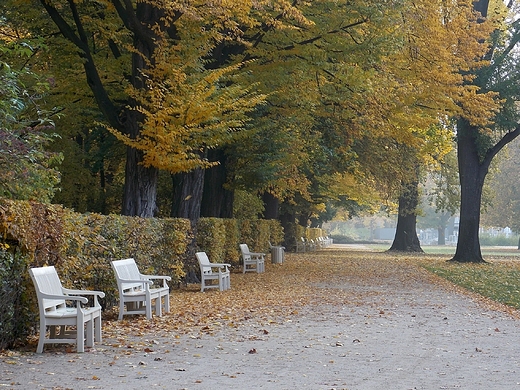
[
  {"x1": 110, "y1": 0, "x2": 155, "y2": 48},
  {"x1": 483, "y1": 125, "x2": 520, "y2": 169},
  {"x1": 39, "y1": 0, "x2": 86, "y2": 51},
  {"x1": 38, "y1": 0, "x2": 123, "y2": 130},
  {"x1": 281, "y1": 19, "x2": 369, "y2": 51}
]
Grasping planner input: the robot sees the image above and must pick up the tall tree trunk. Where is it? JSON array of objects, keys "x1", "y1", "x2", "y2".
[
  {"x1": 389, "y1": 178, "x2": 423, "y2": 252},
  {"x1": 451, "y1": 120, "x2": 487, "y2": 262},
  {"x1": 262, "y1": 192, "x2": 279, "y2": 219},
  {"x1": 437, "y1": 226, "x2": 446, "y2": 245},
  {"x1": 437, "y1": 212, "x2": 451, "y2": 245},
  {"x1": 121, "y1": 144, "x2": 158, "y2": 217},
  {"x1": 452, "y1": 119, "x2": 520, "y2": 261},
  {"x1": 171, "y1": 169, "x2": 204, "y2": 221},
  {"x1": 120, "y1": 3, "x2": 163, "y2": 217},
  {"x1": 298, "y1": 213, "x2": 310, "y2": 228},
  {"x1": 201, "y1": 149, "x2": 234, "y2": 218},
  {"x1": 279, "y1": 207, "x2": 296, "y2": 251}
]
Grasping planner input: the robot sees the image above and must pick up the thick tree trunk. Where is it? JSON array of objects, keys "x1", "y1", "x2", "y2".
[
  {"x1": 279, "y1": 208, "x2": 296, "y2": 251},
  {"x1": 171, "y1": 169, "x2": 204, "y2": 221},
  {"x1": 120, "y1": 97, "x2": 158, "y2": 217},
  {"x1": 262, "y1": 192, "x2": 279, "y2": 219},
  {"x1": 451, "y1": 120, "x2": 487, "y2": 262},
  {"x1": 121, "y1": 3, "x2": 164, "y2": 217},
  {"x1": 122, "y1": 146, "x2": 158, "y2": 217},
  {"x1": 298, "y1": 213, "x2": 310, "y2": 227},
  {"x1": 201, "y1": 149, "x2": 234, "y2": 218},
  {"x1": 389, "y1": 178, "x2": 423, "y2": 252}
]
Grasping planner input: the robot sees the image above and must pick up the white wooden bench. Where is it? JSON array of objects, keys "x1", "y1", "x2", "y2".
[
  {"x1": 296, "y1": 237, "x2": 306, "y2": 252},
  {"x1": 195, "y1": 252, "x2": 231, "y2": 292},
  {"x1": 239, "y1": 244, "x2": 265, "y2": 273},
  {"x1": 325, "y1": 236, "x2": 333, "y2": 246},
  {"x1": 29, "y1": 266, "x2": 105, "y2": 353},
  {"x1": 111, "y1": 258, "x2": 171, "y2": 320}
]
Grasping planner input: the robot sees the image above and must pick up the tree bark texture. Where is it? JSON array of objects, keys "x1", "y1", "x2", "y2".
[
  {"x1": 279, "y1": 207, "x2": 297, "y2": 251},
  {"x1": 262, "y1": 192, "x2": 279, "y2": 219},
  {"x1": 451, "y1": 121, "x2": 486, "y2": 262},
  {"x1": 200, "y1": 149, "x2": 234, "y2": 218},
  {"x1": 121, "y1": 144, "x2": 158, "y2": 217},
  {"x1": 171, "y1": 169, "x2": 205, "y2": 221},
  {"x1": 389, "y1": 178, "x2": 423, "y2": 252},
  {"x1": 120, "y1": 3, "x2": 164, "y2": 216}
]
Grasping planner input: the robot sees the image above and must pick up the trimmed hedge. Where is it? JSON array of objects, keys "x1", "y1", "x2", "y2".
[
  {"x1": 195, "y1": 218, "x2": 285, "y2": 266},
  {"x1": 0, "y1": 199, "x2": 284, "y2": 349}
]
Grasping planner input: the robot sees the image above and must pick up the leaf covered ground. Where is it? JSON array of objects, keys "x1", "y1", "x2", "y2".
[
  {"x1": 100, "y1": 247, "x2": 520, "y2": 343},
  {"x1": 5, "y1": 246, "x2": 520, "y2": 390},
  {"x1": 102, "y1": 250, "x2": 419, "y2": 340}
]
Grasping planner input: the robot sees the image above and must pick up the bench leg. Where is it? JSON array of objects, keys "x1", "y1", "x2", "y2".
[
  {"x1": 226, "y1": 275, "x2": 230, "y2": 290},
  {"x1": 155, "y1": 297, "x2": 162, "y2": 317},
  {"x1": 94, "y1": 314, "x2": 102, "y2": 342},
  {"x1": 164, "y1": 293, "x2": 170, "y2": 313},
  {"x1": 36, "y1": 320, "x2": 46, "y2": 353},
  {"x1": 76, "y1": 322, "x2": 85, "y2": 353},
  {"x1": 146, "y1": 298, "x2": 153, "y2": 320},
  {"x1": 118, "y1": 300, "x2": 125, "y2": 320},
  {"x1": 86, "y1": 320, "x2": 94, "y2": 348}
]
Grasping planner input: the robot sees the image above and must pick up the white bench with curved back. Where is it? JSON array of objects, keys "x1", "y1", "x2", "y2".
[
  {"x1": 29, "y1": 266, "x2": 105, "y2": 353},
  {"x1": 111, "y1": 258, "x2": 171, "y2": 320},
  {"x1": 239, "y1": 244, "x2": 265, "y2": 273},
  {"x1": 195, "y1": 251, "x2": 231, "y2": 292}
]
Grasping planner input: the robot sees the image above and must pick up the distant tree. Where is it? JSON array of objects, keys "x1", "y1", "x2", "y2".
[
  {"x1": 426, "y1": 149, "x2": 460, "y2": 245},
  {"x1": 481, "y1": 143, "x2": 520, "y2": 232}
]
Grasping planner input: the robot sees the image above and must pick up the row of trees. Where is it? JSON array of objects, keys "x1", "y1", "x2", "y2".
[{"x1": 1, "y1": 0, "x2": 520, "y2": 261}]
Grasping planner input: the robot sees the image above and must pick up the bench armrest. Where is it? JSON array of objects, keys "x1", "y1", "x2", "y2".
[
  {"x1": 63, "y1": 288, "x2": 106, "y2": 299},
  {"x1": 249, "y1": 252, "x2": 265, "y2": 258},
  {"x1": 206, "y1": 262, "x2": 231, "y2": 269},
  {"x1": 119, "y1": 278, "x2": 153, "y2": 285},
  {"x1": 141, "y1": 274, "x2": 172, "y2": 281},
  {"x1": 39, "y1": 292, "x2": 88, "y2": 304}
]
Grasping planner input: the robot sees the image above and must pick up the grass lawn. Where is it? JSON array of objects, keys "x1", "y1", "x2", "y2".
[{"x1": 363, "y1": 243, "x2": 520, "y2": 257}]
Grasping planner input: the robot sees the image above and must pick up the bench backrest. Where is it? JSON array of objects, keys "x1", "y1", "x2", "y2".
[
  {"x1": 111, "y1": 258, "x2": 143, "y2": 291},
  {"x1": 195, "y1": 252, "x2": 213, "y2": 275},
  {"x1": 239, "y1": 244, "x2": 251, "y2": 260},
  {"x1": 29, "y1": 266, "x2": 66, "y2": 313}
]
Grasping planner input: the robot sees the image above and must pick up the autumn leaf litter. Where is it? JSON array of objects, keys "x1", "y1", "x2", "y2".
[{"x1": 3, "y1": 245, "x2": 520, "y2": 389}]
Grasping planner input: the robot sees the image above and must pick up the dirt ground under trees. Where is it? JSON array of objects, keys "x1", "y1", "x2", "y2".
[{"x1": 2, "y1": 246, "x2": 520, "y2": 390}]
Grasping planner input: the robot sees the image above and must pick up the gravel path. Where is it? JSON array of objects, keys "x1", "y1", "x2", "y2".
[{"x1": 2, "y1": 249, "x2": 520, "y2": 390}]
